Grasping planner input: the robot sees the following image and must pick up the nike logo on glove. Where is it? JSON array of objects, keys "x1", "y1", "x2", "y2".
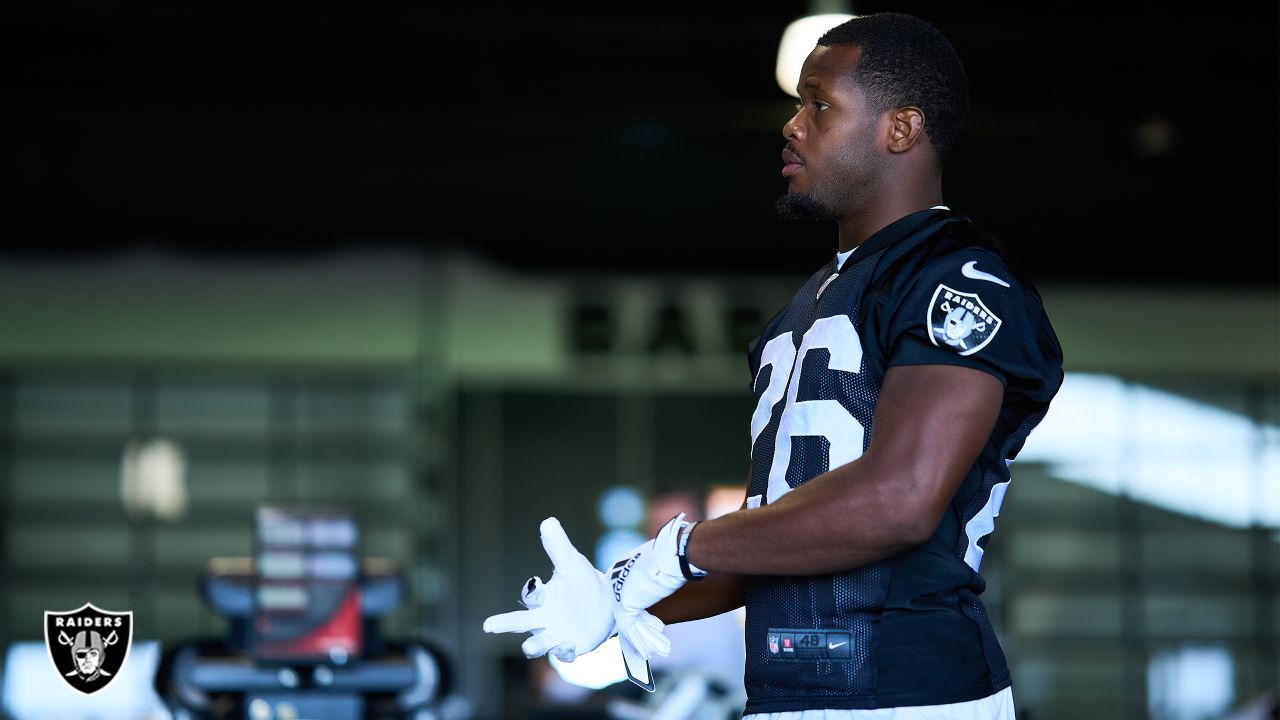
[{"x1": 961, "y1": 261, "x2": 1010, "y2": 287}]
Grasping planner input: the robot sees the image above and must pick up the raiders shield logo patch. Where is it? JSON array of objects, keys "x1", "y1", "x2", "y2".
[
  {"x1": 44, "y1": 602, "x2": 133, "y2": 695},
  {"x1": 928, "y1": 284, "x2": 1002, "y2": 356}
]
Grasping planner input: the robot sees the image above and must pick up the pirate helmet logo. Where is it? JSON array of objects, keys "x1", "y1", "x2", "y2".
[
  {"x1": 44, "y1": 602, "x2": 133, "y2": 695},
  {"x1": 927, "y1": 284, "x2": 1002, "y2": 356}
]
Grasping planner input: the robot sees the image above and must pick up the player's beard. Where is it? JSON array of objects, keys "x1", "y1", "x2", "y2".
[{"x1": 775, "y1": 190, "x2": 829, "y2": 222}]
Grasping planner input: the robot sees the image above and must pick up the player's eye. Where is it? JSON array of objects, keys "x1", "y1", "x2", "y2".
[{"x1": 793, "y1": 100, "x2": 831, "y2": 113}]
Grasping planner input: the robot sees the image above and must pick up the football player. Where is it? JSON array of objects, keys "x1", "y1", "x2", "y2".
[{"x1": 486, "y1": 12, "x2": 1063, "y2": 719}]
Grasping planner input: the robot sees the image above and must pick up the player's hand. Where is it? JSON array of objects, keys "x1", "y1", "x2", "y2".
[
  {"x1": 607, "y1": 513, "x2": 689, "y2": 660},
  {"x1": 482, "y1": 517, "x2": 635, "y2": 663},
  {"x1": 524, "y1": 573, "x2": 662, "y2": 692}
]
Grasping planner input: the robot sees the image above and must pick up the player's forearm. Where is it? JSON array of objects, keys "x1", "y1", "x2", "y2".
[
  {"x1": 686, "y1": 365, "x2": 999, "y2": 576},
  {"x1": 646, "y1": 570, "x2": 744, "y2": 624},
  {"x1": 685, "y1": 455, "x2": 926, "y2": 576}
]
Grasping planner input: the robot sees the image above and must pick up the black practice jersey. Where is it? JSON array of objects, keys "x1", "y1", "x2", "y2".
[{"x1": 742, "y1": 207, "x2": 1063, "y2": 713}]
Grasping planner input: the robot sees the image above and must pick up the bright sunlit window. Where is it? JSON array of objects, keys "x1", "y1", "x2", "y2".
[
  {"x1": 1147, "y1": 645, "x2": 1234, "y2": 720},
  {"x1": 1018, "y1": 373, "x2": 1280, "y2": 529}
]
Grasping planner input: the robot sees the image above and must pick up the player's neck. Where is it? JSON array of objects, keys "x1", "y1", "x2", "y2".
[{"x1": 835, "y1": 181, "x2": 944, "y2": 253}]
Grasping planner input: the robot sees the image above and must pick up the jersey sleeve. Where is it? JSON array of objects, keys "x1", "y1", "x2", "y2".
[
  {"x1": 882, "y1": 248, "x2": 1062, "y2": 398},
  {"x1": 746, "y1": 332, "x2": 762, "y2": 386}
]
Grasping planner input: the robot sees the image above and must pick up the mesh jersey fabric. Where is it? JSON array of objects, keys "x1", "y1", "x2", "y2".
[{"x1": 742, "y1": 207, "x2": 1063, "y2": 713}]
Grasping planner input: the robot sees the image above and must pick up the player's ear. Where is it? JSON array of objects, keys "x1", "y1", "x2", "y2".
[{"x1": 887, "y1": 107, "x2": 925, "y2": 154}]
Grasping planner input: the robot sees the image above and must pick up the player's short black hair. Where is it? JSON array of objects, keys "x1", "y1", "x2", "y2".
[{"x1": 818, "y1": 12, "x2": 969, "y2": 168}]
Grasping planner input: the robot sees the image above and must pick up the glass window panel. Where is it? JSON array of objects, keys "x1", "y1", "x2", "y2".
[
  {"x1": 295, "y1": 460, "x2": 411, "y2": 501},
  {"x1": 185, "y1": 461, "x2": 270, "y2": 503},
  {"x1": 12, "y1": 459, "x2": 121, "y2": 504},
  {"x1": 156, "y1": 375, "x2": 271, "y2": 436},
  {"x1": 1010, "y1": 529, "x2": 1122, "y2": 571},
  {"x1": 1014, "y1": 649, "x2": 1128, "y2": 702},
  {"x1": 1260, "y1": 417, "x2": 1280, "y2": 530},
  {"x1": 297, "y1": 378, "x2": 412, "y2": 435},
  {"x1": 2, "y1": 366, "x2": 421, "y2": 655},
  {"x1": 1147, "y1": 644, "x2": 1236, "y2": 720},
  {"x1": 1003, "y1": 464, "x2": 1122, "y2": 523},
  {"x1": 14, "y1": 378, "x2": 132, "y2": 435},
  {"x1": 360, "y1": 528, "x2": 412, "y2": 561},
  {"x1": 149, "y1": 586, "x2": 211, "y2": 638},
  {"x1": 1141, "y1": 531, "x2": 1253, "y2": 573},
  {"x1": 1019, "y1": 374, "x2": 1279, "y2": 528},
  {"x1": 153, "y1": 527, "x2": 254, "y2": 569},
  {"x1": 1012, "y1": 592, "x2": 1124, "y2": 636},
  {"x1": 7, "y1": 525, "x2": 132, "y2": 570},
  {"x1": 1143, "y1": 593, "x2": 1255, "y2": 638},
  {"x1": 1130, "y1": 381, "x2": 1262, "y2": 528}
]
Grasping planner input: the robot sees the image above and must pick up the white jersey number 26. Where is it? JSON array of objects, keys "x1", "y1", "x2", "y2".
[
  {"x1": 749, "y1": 315, "x2": 865, "y2": 505},
  {"x1": 748, "y1": 314, "x2": 1006, "y2": 573}
]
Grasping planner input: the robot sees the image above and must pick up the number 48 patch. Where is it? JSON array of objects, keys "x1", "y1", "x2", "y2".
[{"x1": 928, "y1": 284, "x2": 1002, "y2": 356}]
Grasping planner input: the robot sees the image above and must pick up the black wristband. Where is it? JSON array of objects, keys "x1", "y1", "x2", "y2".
[{"x1": 677, "y1": 521, "x2": 707, "y2": 580}]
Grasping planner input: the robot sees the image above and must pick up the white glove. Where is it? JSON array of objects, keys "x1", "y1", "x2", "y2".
[
  {"x1": 513, "y1": 575, "x2": 663, "y2": 692},
  {"x1": 607, "y1": 513, "x2": 689, "y2": 660},
  {"x1": 482, "y1": 517, "x2": 667, "y2": 664}
]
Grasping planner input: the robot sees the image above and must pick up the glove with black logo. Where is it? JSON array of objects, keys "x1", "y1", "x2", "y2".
[{"x1": 606, "y1": 513, "x2": 693, "y2": 661}]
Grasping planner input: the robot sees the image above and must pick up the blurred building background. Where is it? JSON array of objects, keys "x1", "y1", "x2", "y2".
[{"x1": 0, "y1": 1, "x2": 1277, "y2": 720}]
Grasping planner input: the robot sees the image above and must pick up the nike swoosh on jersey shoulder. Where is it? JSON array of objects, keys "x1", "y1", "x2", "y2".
[{"x1": 960, "y1": 260, "x2": 1010, "y2": 287}]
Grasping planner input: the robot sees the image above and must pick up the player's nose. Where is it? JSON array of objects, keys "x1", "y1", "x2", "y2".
[{"x1": 782, "y1": 110, "x2": 805, "y2": 141}]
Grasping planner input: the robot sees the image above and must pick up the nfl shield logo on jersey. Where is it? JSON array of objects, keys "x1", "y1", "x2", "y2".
[
  {"x1": 928, "y1": 284, "x2": 1002, "y2": 356},
  {"x1": 768, "y1": 634, "x2": 780, "y2": 655},
  {"x1": 44, "y1": 602, "x2": 133, "y2": 695}
]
